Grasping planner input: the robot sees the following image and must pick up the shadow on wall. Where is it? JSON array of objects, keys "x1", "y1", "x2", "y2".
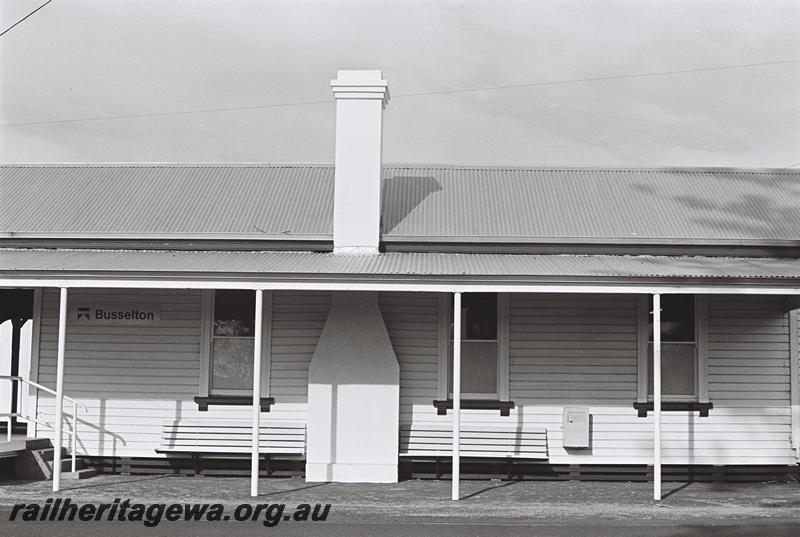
[
  {"x1": 77, "y1": 399, "x2": 127, "y2": 457},
  {"x1": 35, "y1": 398, "x2": 127, "y2": 458},
  {"x1": 381, "y1": 176, "x2": 442, "y2": 234}
]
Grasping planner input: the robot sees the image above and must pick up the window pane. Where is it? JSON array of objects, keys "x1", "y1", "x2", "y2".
[
  {"x1": 211, "y1": 338, "x2": 254, "y2": 391},
  {"x1": 448, "y1": 341, "x2": 498, "y2": 395},
  {"x1": 214, "y1": 290, "x2": 255, "y2": 336},
  {"x1": 649, "y1": 295, "x2": 694, "y2": 342},
  {"x1": 647, "y1": 343, "x2": 696, "y2": 397},
  {"x1": 450, "y1": 293, "x2": 497, "y2": 340}
]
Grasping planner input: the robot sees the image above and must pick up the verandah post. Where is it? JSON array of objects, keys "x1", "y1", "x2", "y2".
[
  {"x1": 451, "y1": 292, "x2": 462, "y2": 501},
  {"x1": 52, "y1": 287, "x2": 68, "y2": 492},
  {"x1": 653, "y1": 293, "x2": 662, "y2": 501},
  {"x1": 250, "y1": 289, "x2": 263, "y2": 497}
]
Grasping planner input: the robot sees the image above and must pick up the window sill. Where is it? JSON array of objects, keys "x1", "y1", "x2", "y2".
[
  {"x1": 433, "y1": 399, "x2": 515, "y2": 417},
  {"x1": 194, "y1": 396, "x2": 275, "y2": 412},
  {"x1": 633, "y1": 401, "x2": 712, "y2": 417}
]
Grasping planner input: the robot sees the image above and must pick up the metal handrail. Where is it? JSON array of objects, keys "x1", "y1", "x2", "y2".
[
  {"x1": 0, "y1": 375, "x2": 86, "y2": 411},
  {"x1": 1, "y1": 375, "x2": 82, "y2": 473}
]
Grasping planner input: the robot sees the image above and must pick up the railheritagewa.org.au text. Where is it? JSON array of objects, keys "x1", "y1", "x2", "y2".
[{"x1": 9, "y1": 498, "x2": 331, "y2": 527}]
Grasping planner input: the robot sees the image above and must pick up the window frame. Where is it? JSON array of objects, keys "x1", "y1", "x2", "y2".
[
  {"x1": 437, "y1": 293, "x2": 509, "y2": 401},
  {"x1": 637, "y1": 294, "x2": 708, "y2": 404},
  {"x1": 199, "y1": 290, "x2": 272, "y2": 398}
]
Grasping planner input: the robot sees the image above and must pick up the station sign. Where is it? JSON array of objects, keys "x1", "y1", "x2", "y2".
[{"x1": 71, "y1": 303, "x2": 161, "y2": 326}]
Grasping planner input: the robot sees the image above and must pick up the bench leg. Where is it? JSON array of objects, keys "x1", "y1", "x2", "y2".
[
  {"x1": 264, "y1": 454, "x2": 271, "y2": 477},
  {"x1": 435, "y1": 457, "x2": 441, "y2": 480},
  {"x1": 192, "y1": 453, "x2": 200, "y2": 477}
]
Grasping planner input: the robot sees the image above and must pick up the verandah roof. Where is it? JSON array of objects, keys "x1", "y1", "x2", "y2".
[{"x1": 2, "y1": 248, "x2": 800, "y2": 290}]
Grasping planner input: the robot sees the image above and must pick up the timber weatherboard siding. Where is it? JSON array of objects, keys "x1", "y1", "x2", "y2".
[
  {"x1": 391, "y1": 292, "x2": 796, "y2": 465},
  {"x1": 33, "y1": 289, "x2": 329, "y2": 457},
  {"x1": 378, "y1": 292, "x2": 440, "y2": 425},
  {"x1": 267, "y1": 291, "x2": 330, "y2": 419},
  {"x1": 31, "y1": 289, "x2": 797, "y2": 465}
]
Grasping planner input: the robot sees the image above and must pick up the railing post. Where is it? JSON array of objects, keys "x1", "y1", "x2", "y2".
[
  {"x1": 3, "y1": 376, "x2": 12, "y2": 441},
  {"x1": 53, "y1": 287, "x2": 68, "y2": 492},
  {"x1": 251, "y1": 289, "x2": 263, "y2": 497},
  {"x1": 451, "y1": 292, "x2": 462, "y2": 501},
  {"x1": 16, "y1": 376, "x2": 24, "y2": 424},
  {"x1": 653, "y1": 293, "x2": 662, "y2": 501},
  {"x1": 71, "y1": 402, "x2": 77, "y2": 473}
]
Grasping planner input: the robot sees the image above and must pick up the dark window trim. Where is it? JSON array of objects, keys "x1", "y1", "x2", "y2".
[
  {"x1": 633, "y1": 401, "x2": 713, "y2": 418},
  {"x1": 194, "y1": 396, "x2": 275, "y2": 412},
  {"x1": 433, "y1": 399, "x2": 515, "y2": 417}
]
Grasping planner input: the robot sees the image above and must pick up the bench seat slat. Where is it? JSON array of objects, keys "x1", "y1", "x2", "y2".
[
  {"x1": 159, "y1": 420, "x2": 306, "y2": 455},
  {"x1": 161, "y1": 441, "x2": 305, "y2": 448},
  {"x1": 400, "y1": 423, "x2": 547, "y2": 433},
  {"x1": 401, "y1": 435, "x2": 546, "y2": 444},
  {"x1": 163, "y1": 433, "x2": 305, "y2": 441},
  {"x1": 402, "y1": 451, "x2": 547, "y2": 460},
  {"x1": 399, "y1": 423, "x2": 548, "y2": 460}
]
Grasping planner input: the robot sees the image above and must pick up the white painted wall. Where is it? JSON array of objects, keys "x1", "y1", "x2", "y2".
[
  {"x1": 32, "y1": 288, "x2": 795, "y2": 466},
  {"x1": 386, "y1": 292, "x2": 796, "y2": 465},
  {"x1": 34, "y1": 288, "x2": 327, "y2": 457},
  {"x1": 307, "y1": 292, "x2": 399, "y2": 482}
]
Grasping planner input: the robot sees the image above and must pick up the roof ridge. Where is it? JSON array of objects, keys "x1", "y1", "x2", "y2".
[
  {"x1": 0, "y1": 162, "x2": 336, "y2": 168},
  {"x1": 1, "y1": 162, "x2": 797, "y2": 174}
]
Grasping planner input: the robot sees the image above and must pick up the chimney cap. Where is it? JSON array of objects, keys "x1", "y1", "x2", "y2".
[{"x1": 331, "y1": 69, "x2": 389, "y2": 104}]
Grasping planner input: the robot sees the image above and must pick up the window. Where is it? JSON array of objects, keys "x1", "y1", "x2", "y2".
[
  {"x1": 637, "y1": 294, "x2": 708, "y2": 403},
  {"x1": 199, "y1": 290, "x2": 271, "y2": 398},
  {"x1": 437, "y1": 293, "x2": 509, "y2": 401}
]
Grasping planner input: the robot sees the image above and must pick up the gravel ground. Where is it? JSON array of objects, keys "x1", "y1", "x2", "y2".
[{"x1": 1, "y1": 475, "x2": 799, "y2": 522}]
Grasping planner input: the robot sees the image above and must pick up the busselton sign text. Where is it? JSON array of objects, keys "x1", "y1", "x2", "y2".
[{"x1": 72, "y1": 304, "x2": 161, "y2": 326}]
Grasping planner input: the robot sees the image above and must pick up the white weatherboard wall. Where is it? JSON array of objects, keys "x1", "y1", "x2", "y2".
[
  {"x1": 269, "y1": 292, "x2": 331, "y2": 421},
  {"x1": 378, "y1": 293, "x2": 439, "y2": 425},
  {"x1": 31, "y1": 289, "x2": 796, "y2": 465},
  {"x1": 386, "y1": 292, "x2": 796, "y2": 465},
  {"x1": 33, "y1": 289, "x2": 330, "y2": 458},
  {"x1": 704, "y1": 296, "x2": 793, "y2": 464},
  {"x1": 307, "y1": 292, "x2": 400, "y2": 482}
]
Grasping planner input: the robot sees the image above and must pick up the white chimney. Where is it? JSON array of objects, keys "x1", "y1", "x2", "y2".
[{"x1": 330, "y1": 70, "x2": 390, "y2": 255}]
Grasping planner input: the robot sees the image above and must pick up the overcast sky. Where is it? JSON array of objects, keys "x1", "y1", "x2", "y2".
[{"x1": 1, "y1": 0, "x2": 798, "y2": 167}]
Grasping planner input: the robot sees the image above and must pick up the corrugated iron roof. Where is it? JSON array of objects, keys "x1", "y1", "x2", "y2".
[
  {"x1": 381, "y1": 165, "x2": 800, "y2": 243},
  {"x1": 0, "y1": 164, "x2": 333, "y2": 239},
  {"x1": 2, "y1": 248, "x2": 800, "y2": 281},
  {"x1": 2, "y1": 164, "x2": 799, "y2": 244}
]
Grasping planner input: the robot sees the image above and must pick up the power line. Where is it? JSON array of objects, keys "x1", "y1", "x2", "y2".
[
  {"x1": 0, "y1": 0, "x2": 55, "y2": 38},
  {"x1": 393, "y1": 59, "x2": 800, "y2": 98},
  {"x1": 1, "y1": 99, "x2": 334, "y2": 127},
  {"x1": 2, "y1": 58, "x2": 799, "y2": 128}
]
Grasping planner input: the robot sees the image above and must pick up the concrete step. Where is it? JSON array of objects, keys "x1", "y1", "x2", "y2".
[
  {"x1": 14, "y1": 449, "x2": 49, "y2": 479},
  {"x1": 34, "y1": 447, "x2": 69, "y2": 462},
  {"x1": 4, "y1": 436, "x2": 98, "y2": 482},
  {"x1": 61, "y1": 467, "x2": 100, "y2": 480},
  {"x1": 25, "y1": 438, "x2": 53, "y2": 450},
  {"x1": 55, "y1": 457, "x2": 88, "y2": 473},
  {"x1": 15, "y1": 449, "x2": 89, "y2": 479},
  {"x1": 0, "y1": 436, "x2": 51, "y2": 454}
]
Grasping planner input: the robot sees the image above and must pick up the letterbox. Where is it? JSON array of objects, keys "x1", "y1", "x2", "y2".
[{"x1": 562, "y1": 406, "x2": 590, "y2": 448}]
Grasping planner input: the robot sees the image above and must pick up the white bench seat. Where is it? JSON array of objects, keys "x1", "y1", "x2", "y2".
[
  {"x1": 157, "y1": 420, "x2": 306, "y2": 455},
  {"x1": 399, "y1": 423, "x2": 548, "y2": 459}
]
